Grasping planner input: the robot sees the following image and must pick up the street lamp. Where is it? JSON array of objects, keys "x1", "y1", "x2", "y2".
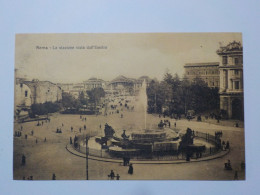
[{"x1": 85, "y1": 135, "x2": 90, "y2": 180}]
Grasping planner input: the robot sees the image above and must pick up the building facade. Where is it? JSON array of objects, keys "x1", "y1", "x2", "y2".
[
  {"x1": 184, "y1": 62, "x2": 220, "y2": 88},
  {"x1": 216, "y1": 41, "x2": 243, "y2": 119},
  {"x1": 83, "y1": 77, "x2": 106, "y2": 91},
  {"x1": 23, "y1": 79, "x2": 62, "y2": 104},
  {"x1": 15, "y1": 79, "x2": 32, "y2": 108}
]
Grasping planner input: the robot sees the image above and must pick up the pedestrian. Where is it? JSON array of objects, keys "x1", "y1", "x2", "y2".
[
  {"x1": 52, "y1": 173, "x2": 56, "y2": 180},
  {"x1": 128, "y1": 164, "x2": 133, "y2": 174},
  {"x1": 169, "y1": 121, "x2": 171, "y2": 127},
  {"x1": 70, "y1": 137, "x2": 73, "y2": 144},
  {"x1": 116, "y1": 174, "x2": 120, "y2": 180},
  {"x1": 25, "y1": 134, "x2": 27, "y2": 139},
  {"x1": 42, "y1": 121, "x2": 44, "y2": 126},
  {"x1": 71, "y1": 126, "x2": 73, "y2": 132},
  {"x1": 62, "y1": 123, "x2": 64, "y2": 127},
  {"x1": 108, "y1": 170, "x2": 115, "y2": 180},
  {"x1": 100, "y1": 124, "x2": 102, "y2": 129},
  {"x1": 21, "y1": 154, "x2": 26, "y2": 165},
  {"x1": 36, "y1": 139, "x2": 38, "y2": 144},
  {"x1": 84, "y1": 125, "x2": 86, "y2": 130},
  {"x1": 226, "y1": 141, "x2": 230, "y2": 150},
  {"x1": 21, "y1": 125, "x2": 23, "y2": 131},
  {"x1": 234, "y1": 171, "x2": 238, "y2": 180},
  {"x1": 79, "y1": 128, "x2": 81, "y2": 133},
  {"x1": 31, "y1": 130, "x2": 34, "y2": 136},
  {"x1": 44, "y1": 137, "x2": 47, "y2": 142}
]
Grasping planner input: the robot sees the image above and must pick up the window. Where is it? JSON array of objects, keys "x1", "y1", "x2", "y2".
[
  {"x1": 234, "y1": 70, "x2": 239, "y2": 75},
  {"x1": 223, "y1": 56, "x2": 228, "y2": 65},
  {"x1": 234, "y1": 58, "x2": 239, "y2": 65},
  {"x1": 235, "y1": 81, "x2": 239, "y2": 89},
  {"x1": 25, "y1": 91, "x2": 28, "y2": 97}
]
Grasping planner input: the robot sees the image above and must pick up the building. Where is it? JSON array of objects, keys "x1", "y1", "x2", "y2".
[
  {"x1": 184, "y1": 62, "x2": 220, "y2": 88},
  {"x1": 83, "y1": 77, "x2": 106, "y2": 91},
  {"x1": 108, "y1": 75, "x2": 135, "y2": 90},
  {"x1": 14, "y1": 79, "x2": 32, "y2": 118},
  {"x1": 216, "y1": 41, "x2": 244, "y2": 119},
  {"x1": 23, "y1": 79, "x2": 62, "y2": 104},
  {"x1": 58, "y1": 83, "x2": 87, "y2": 99}
]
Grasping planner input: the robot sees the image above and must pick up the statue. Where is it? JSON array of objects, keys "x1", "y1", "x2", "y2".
[
  {"x1": 179, "y1": 128, "x2": 194, "y2": 150},
  {"x1": 104, "y1": 123, "x2": 115, "y2": 139}
]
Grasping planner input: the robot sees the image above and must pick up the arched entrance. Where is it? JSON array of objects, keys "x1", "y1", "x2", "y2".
[{"x1": 232, "y1": 98, "x2": 244, "y2": 120}]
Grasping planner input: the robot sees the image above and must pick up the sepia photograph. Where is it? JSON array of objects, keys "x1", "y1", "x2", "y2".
[{"x1": 13, "y1": 33, "x2": 245, "y2": 180}]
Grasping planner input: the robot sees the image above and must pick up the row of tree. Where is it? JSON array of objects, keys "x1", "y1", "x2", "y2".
[
  {"x1": 146, "y1": 73, "x2": 220, "y2": 116},
  {"x1": 30, "y1": 88, "x2": 105, "y2": 116}
]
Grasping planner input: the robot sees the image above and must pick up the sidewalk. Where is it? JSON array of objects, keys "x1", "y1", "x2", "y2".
[{"x1": 66, "y1": 144, "x2": 230, "y2": 165}]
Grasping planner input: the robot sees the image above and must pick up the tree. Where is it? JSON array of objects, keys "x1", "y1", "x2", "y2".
[
  {"x1": 62, "y1": 92, "x2": 80, "y2": 109},
  {"x1": 79, "y1": 91, "x2": 88, "y2": 105},
  {"x1": 146, "y1": 72, "x2": 220, "y2": 116},
  {"x1": 87, "y1": 88, "x2": 105, "y2": 105}
]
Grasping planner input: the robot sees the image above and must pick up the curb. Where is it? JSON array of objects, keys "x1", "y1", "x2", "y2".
[{"x1": 65, "y1": 144, "x2": 230, "y2": 165}]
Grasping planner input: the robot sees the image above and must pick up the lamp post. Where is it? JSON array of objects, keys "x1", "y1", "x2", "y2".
[{"x1": 85, "y1": 135, "x2": 90, "y2": 180}]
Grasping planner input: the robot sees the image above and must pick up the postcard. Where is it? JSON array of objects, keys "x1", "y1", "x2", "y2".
[{"x1": 14, "y1": 33, "x2": 244, "y2": 180}]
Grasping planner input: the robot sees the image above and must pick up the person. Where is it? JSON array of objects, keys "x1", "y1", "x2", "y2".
[
  {"x1": 84, "y1": 125, "x2": 86, "y2": 130},
  {"x1": 79, "y1": 128, "x2": 81, "y2": 133},
  {"x1": 108, "y1": 170, "x2": 115, "y2": 180},
  {"x1": 116, "y1": 174, "x2": 120, "y2": 180},
  {"x1": 44, "y1": 137, "x2": 47, "y2": 142},
  {"x1": 100, "y1": 124, "x2": 102, "y2": 129},
  {"x1": 234, "y1": 171, "x2": 238, "y2": 180},
  {"x1": 52, "y1": 173, "x2": 56, "y2": 180},
  {"x1": 128, "y1": 164, "x2": 133, "y2": 174},
  {"x1": 36, "y1": 139, "x2": 38, "y2": 144},
  {"x1": 31, "y1": 130, "x2": 34, "y2": 136},
  {"x1": 71, "y1": 126, "x2": 73, "y2": 132},
  {"x1": 21, "y1": 154, "x2": 26, "y2": 165},
  {"x1": 25, "y1": 134, "x2": 27, "y2": 139},
  {"x1": 225, "y1": 141, "x2": 230, "y2": 150},
  {"x1": 70, "y1": 137, "x2": 73, "y2": 144},
  {"x1": 225, "y1": 159, "x2": 232, "y2": 170}
]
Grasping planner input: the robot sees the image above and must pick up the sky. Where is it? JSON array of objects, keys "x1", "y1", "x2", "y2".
[{"x1": 15, "y1": 33, "x2": 242, "y2": 83}]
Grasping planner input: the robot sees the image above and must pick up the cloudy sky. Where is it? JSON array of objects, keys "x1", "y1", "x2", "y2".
[{"x1": 15, "y1": 33, "x2": 242, "y2": 83}]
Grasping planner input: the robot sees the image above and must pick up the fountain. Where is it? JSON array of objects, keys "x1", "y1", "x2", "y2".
[{"x1": 72, "y1": 79, "x2": 218, "y2": 161}]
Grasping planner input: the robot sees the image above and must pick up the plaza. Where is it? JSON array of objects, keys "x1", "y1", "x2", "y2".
[{"x1": 13, "y1": 96, "x2": 245, "y2": 180}]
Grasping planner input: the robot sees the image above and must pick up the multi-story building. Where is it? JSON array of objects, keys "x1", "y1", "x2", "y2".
[
  {"x1": 184, "y1": 62, "x2": 220, "y2": 88},
  {"x1": 83, "y1": 77, "x2": 106, "y2": 91},
  {"x1": 216, "y1": 41, "x2": 243, "y2": 119}
]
